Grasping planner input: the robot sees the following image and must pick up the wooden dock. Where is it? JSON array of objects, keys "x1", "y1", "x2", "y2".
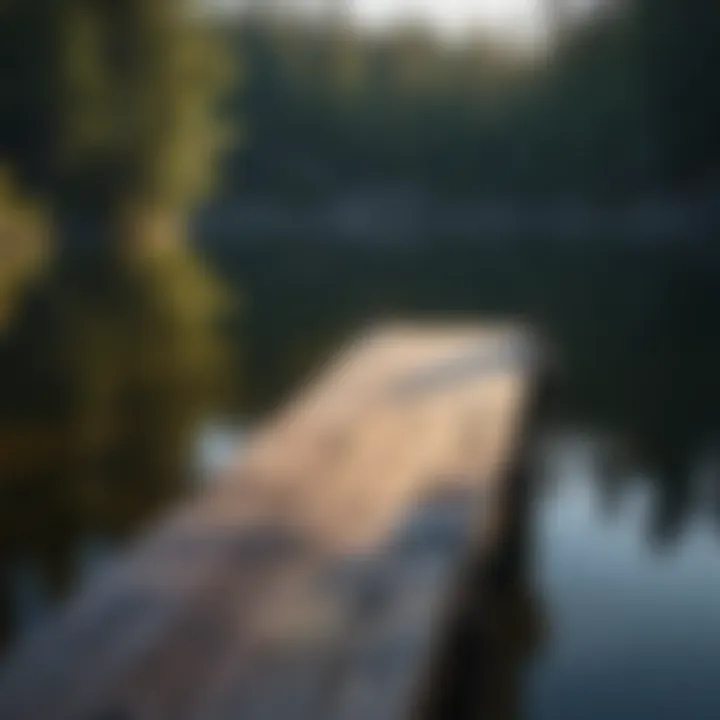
[{"x1": 0, "y1": 322, "x2": 540, "y2": 720}]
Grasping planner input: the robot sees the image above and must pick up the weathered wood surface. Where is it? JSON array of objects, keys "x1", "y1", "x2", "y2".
[{"x1": 0, "y1": 322, "x2": 538, "y2": 720}]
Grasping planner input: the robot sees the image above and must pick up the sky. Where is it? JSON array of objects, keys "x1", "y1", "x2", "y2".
[
  {"x1": 200, "y1": 0, "x2": 605, "y2": 45},
  {"x1": 352, "y1": 0, "x2": 549, "y2": 42},
  {"x1": 200, "y1": 0, "x2": 553, "y2": 43}
]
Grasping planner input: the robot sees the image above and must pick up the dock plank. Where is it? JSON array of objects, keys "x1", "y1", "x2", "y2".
[{"x1": 0, "y1": 323, "x2": 538, "y2": 720}]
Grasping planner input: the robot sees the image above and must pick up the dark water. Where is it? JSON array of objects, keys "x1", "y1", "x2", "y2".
[
  {"x1": 1, "y1": 237, "x2": 719, "y2": 717},
  {"x1": 522, "y1": 430, "x2": 720, "y2": 720}
]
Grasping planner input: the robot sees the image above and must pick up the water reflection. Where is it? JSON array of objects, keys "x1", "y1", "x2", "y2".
[
  {"x1": 432, "y1": 365, "x2": 720, "y2": 720},
  {"x1": 524, "y1": 431, "x2": 720, "y2": 720},
  {"x1": 434, "y1": 417, "x2": 720, "y2": 720},
  {"x1": 0, "y1": 248, "x2": 237, "y2": 649},
  {"x1": 193, "y1": 422, "x2": 248, "y2": 486},
  {"x1": 582, "y1": 396, "x2": 720, "y2": 550}
]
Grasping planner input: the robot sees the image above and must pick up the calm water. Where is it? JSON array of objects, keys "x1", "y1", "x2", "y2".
[
  {"x1": 523, "y1": 431, "x2": 720, "y2": 720},
  {"x1": 1, "y1": 239, "x2": 719, "y2": 717}
]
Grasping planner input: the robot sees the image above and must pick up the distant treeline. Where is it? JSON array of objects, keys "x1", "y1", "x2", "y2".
[
  {"x1": 1, "y1": 0, "x2": 719, "y2": 253},
  {"x1": 226, "y1": 0, "x2": 720, "y2": 202}
]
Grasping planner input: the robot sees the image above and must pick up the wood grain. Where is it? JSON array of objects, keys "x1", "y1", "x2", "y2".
[{"x1": 0, "y1": 322, "x2": 538, "y2": 720}]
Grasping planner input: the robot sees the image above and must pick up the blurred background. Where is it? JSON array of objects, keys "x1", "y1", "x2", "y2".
[{"x1": 1, "y1": 1, "x2": 720, "y2": 718}]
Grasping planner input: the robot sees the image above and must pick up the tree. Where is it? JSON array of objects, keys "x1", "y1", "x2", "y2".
[
  {"x1": 634, "y1": 0, "x2": 720, "y2": 192},
  {"x1": 0, "y1": 0, "x2": 234, "y2": 258}
]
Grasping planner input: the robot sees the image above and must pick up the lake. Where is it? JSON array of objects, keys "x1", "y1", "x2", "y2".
[{"x1": 0, "y1": 236, "x2": 719, "y2": 717}]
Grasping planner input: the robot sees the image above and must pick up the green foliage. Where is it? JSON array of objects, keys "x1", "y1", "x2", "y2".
[
  {"x1": 228, "y1": 4, "x2": 720, "y2": 200},
  {"x1": 4, "y1": 2, "x2": 716, "y2": 208},
  {"x1": 634, "y1": 0, "x2": 720, "y2": 190},
  {"x1": 0, "y1": 0, "x2": 60, "y2": 193},
  {"x1": 0, "y1": 245, "x2": 236, "y2": 537},
  {"x1": 0, "y1": 0, "x2": 235, "y2": 250},
  {"x1": 62, "y1": 0, "x2": 234, "y2": 212},
  {"x1": 0, "y1": 167, "x2": 50, "y2": 330}
]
